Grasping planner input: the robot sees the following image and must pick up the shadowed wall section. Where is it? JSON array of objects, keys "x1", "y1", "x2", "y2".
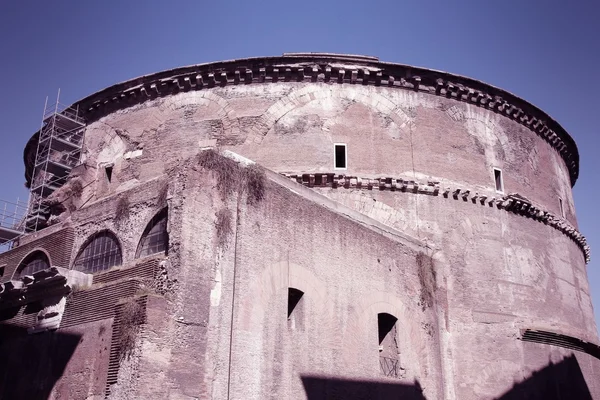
[
  {"x1": 497, "y1": 354, "x2": 593, "y2": 400},
  {"x1": 301, "y1": 375, "x2": 426, "y2": 400},
  {"x1": 0, "y1": 323, "x2": 82, "y2": 400}
]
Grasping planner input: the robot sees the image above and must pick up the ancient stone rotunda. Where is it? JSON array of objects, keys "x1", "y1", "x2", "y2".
[{"x1": 0, "y1": 53, "x2": 598, "y2": 400}]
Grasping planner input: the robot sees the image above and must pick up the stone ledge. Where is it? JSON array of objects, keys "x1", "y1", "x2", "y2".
[{"x1": 281, "y1": 172, "x2": 590, "y2": 264}]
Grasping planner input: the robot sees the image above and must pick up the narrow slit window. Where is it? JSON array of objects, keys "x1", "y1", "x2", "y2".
[
  {"x1": 559, "y1": 198, "x2": 564, "y2": 218},
  {"x1": 287, "y1": 288, "x2": 304, "y2": 318},
  {"x1": 494, "y1": 168, "x2": 504, "y2": 193},
  {"x1": 0, "y1": 264, "x2": 5, "y2": 277},
  {"x1": 105, "y1": 165, "x2": 113, "y2": 182},
  {"x1": 334, "y1": 144, "x2": 347, "y2": 169},
  {"x1": 378, "y1": 313, "x2": 398, "y2": 345},
  {"x1": 378, "y1": 313, "x2": 401, "y2": 378}
]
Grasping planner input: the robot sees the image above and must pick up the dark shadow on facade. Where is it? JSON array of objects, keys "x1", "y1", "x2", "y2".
[
  {"x1": 0, "y1": 323, "x2": 81, "y2": 400},
  {"x1": 496, "y1": 354, "x2": 592, "y2": 400},
  {"x1": 301, "y1": 375, "x2": 426, "y2": 400}
]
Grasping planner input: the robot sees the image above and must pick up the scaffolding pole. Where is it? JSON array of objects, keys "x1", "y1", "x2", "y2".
[{"x1": 26, "y1": 90, "x2": 86, "y2": 232}]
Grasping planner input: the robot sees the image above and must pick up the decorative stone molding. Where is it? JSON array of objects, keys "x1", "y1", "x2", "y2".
[
  {"x1": 281, "y1": 172, "x2": 590, "y2": 264},
  {"x1": 520, "y1": 329, "x2": 600, "y2": 359},
  {"x1": 0, "y1": 266, "x2": 92, "y2": 333},
  {"x1": 23, "y1": 54, "x2": 579, "y2": 187}
]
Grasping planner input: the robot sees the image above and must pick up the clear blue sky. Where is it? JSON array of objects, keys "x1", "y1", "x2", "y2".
[{"x1": 1, "y1": 1, "x2": 599, "y2": 328}]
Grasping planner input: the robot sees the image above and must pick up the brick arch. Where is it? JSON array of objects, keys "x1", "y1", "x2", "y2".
[
  {"x1": 11, "y1": 248, "x2": 52, "y2": 279},
  {"x1": 240, "y1": 261, "x2": 327, "y2": 333},
  {"x1": 135, "y1": 207, "x2": 169, "y2": 259},
  {"x1": 342, "y1": 292, "x2": 427, "y2": 378},
  {"x1": 71, "y1": 229, "x2": 123, "y2": 273},
  {"x1": 162, "y1": 91, "x2": 240, "y2": 138},
  {"x1": 247, "y1": 85, "x2": 414, "y2": 143}
]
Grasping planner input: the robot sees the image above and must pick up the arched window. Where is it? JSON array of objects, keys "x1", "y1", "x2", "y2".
[
  {"x1": 136, "y1": 209, "x2": 168, "y2": 258},
  {"x1": 18, "y1": 251, "x2": 50, "y2": 276},
  {"x1": 73, "y1": 231, "x2": 122, "y2": 273}
]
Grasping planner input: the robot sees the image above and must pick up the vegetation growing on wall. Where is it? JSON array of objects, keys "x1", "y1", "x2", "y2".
[
  {"x1": 244, "y1": 164, "x2": 265, "y2": 205},
  {"x1": 215, "y1": 208, "x2": 233, "y2": 249},
  {"x1": 115, "y1": 196, "x2": 130, "y2": 222},
  {"x1": 70, "y1": 178, "x2": 83, "y2": 199},
  {"x1": 416, "y1": 252, "x2": 437, "y2": 311},
  {"x1": 118, "y1": 298, "x2": 145, "y2": 361},
  {"x1": 157, "y1": 182, "x2": 169, "y2": 207},
  {"x1": 197, "y1": 149, "x2": 266, "y2": 204}
]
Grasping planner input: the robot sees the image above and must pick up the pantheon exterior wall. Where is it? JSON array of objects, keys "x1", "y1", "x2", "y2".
[{"x1": 0, "y1": 53, "x2": 597, "y2": 399}]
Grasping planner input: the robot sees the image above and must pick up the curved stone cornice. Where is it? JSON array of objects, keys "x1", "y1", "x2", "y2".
[
  {"x1": 23, "y1": 53, "x2": 579, "y2": 187},
  {"x1": 281, "y1": 172, "x2": 590, "y2": 264}
]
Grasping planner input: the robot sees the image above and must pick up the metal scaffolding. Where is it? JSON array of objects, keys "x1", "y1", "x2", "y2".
[
  {"x1": 27, "y1": 90, "x2": 85, "y2": 232},
  {"x1": 0, "y1": 198, "x2": 27, "y2": 252}
]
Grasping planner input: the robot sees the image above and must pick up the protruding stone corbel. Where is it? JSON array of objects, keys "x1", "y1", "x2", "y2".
[
  {"x1": 412, "y1": 76, "x2": 421, "y2": 91},
  {"x1": 259, "y1": 68, "x2": 266, "y2": 82},
  {"x1": 435, "y1": 79, "x2": 444, "y2": 94},
  {"x1": 363, "y1": 70, "x2": 370, "y2": 85},
  {"x1": 245, "y1": 69, "x2": 253, "y2": 83},
  {"x1": 351, "y1": 70, "x2": 358, "y2": 83},
  {"x1": 412, "y1": 181, "x2": 419, "y2": 193},
  {"x1": 321, "y1": 174, "x2": 328, "y2": 186},
  {"x1": 272, "y1": 68, "x2": 279, "y2": 82},
  {"x1": 183, "y1": 77, "x2": 193, "y2": 90},
  {"x1": 173, "y1": 78, "x2": 184, "y2": 90},
  {"x1": 207, "y1": 73, "x2": 216, "y2": 86},
  {"x1": 311, "y1": 66, "x2": 319, "y2": 82}
]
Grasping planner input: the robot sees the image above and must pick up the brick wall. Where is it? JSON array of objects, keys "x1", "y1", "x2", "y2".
[{"x1": 0, "y1": 226, "x2": 75, "y2": 282}]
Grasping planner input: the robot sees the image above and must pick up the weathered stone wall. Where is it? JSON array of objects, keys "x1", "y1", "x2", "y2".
[
  {"x1": 80, "y1": 82, "x2": 577, "y2": 228},
  {"x1": 0, "y1": 226, "x2": 74, "y2": 282},
  {"x1": 116, "y1": 164, "x2": 442, "y2": 399},
  {"x1": 4, "y1": 55, "x2": 597, "y2": 399},
  {"x1": 0, "y1": 319, "x2": 112, "y2": 400}
]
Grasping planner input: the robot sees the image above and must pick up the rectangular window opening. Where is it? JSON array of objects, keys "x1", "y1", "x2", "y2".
[
  {"x1": 494, "y1": 168, "x2": 504, "y2": 193},
  {"x1": 334, "y1": 144, "x2": 347, "y2": 169},
  {"x1": 105, "y1": 165, "x2": 113, "y2": 183},
  {"x1": 0, "y1": 264, "x2": 5, "y2": 277}
]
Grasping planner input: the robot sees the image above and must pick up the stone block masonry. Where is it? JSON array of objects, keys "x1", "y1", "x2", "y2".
[{"x1": 0, "y1": 53, "x2": 597, "y2": 399}]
